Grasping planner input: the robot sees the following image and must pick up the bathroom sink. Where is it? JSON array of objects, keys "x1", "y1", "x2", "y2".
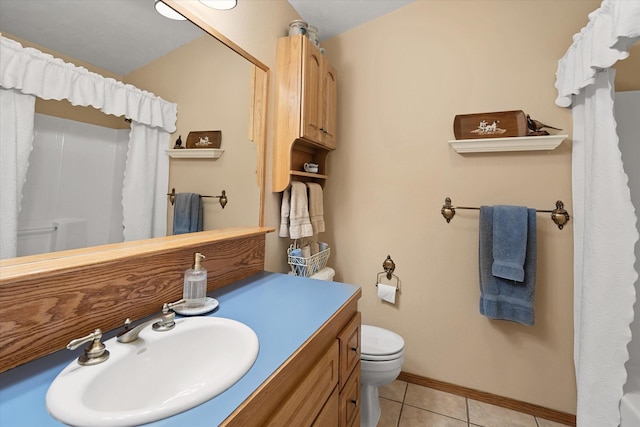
[{"x1": 46, "y1": 316, "x2": 259, "y2": 427}]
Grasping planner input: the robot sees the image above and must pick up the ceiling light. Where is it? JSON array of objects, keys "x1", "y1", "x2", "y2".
[
  {"x1": 199, "y1": 0, "x2": 237, "y2": 11},
  {"x1": 154, "y1": 0, "x2": 186, "y2": 20}
]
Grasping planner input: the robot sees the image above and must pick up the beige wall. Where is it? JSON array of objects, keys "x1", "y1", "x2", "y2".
[
  {"x1": 614, "y1": 43, "x2": 640, "y2": 91},
  {"x1": 124, "y1": 35, "x2": 260, "y2": 232},
  {"x1": 318, "y1": 0, "x2": 605, "y2": 414}
]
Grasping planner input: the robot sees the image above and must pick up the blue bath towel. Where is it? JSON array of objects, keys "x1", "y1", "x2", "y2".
[
  {"x1": 479, "y1": 206, "x2": 537, "y2": 326},
  {"x1": 492, "y1": 205, "x2": 528, "y2": 282},
  {"x1": 173, "y1": 193, "x2": 203, "y2": 235}
]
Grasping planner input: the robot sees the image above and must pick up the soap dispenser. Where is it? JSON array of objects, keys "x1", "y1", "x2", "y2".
[{"x1": 183, "y1": 253, "x2": 207, "y2": 308}]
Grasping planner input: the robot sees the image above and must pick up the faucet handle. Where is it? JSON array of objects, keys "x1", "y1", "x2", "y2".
[
  {"x1": 152, "y1": 301, "x2": 182, "y2": 331},
  {"x1": 165, "y1": 299, "x2": 186, "y2": 312},
  {"x1": 67, "y1": 328, "x2": 110, "y2": 366}
]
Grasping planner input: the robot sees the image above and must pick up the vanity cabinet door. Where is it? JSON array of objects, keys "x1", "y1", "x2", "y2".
[
  {"x1": 339, "y1": 361, "x2": 361, "y2": 427},
  {"x1": 312, "y1": 386, "x2": 339, "y2": 427},
  {"x1": 338, "y1": 312, "x2": 361, "y2": 390},
  {"x1": 265, "y1": 340, "x2": 339, "y2": 426}
]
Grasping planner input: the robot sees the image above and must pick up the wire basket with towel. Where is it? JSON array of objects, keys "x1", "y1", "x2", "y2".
[{"x1": 287, "y1": 241, "x2": 330, "y2": 277}]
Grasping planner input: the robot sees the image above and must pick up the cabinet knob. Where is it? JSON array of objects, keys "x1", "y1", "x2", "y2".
[
  {"x1": 351, "y1": 346, "x2": 358, "y2": 352},
  {"x1": 351, "y1": 399, "x2": 358, "y2": 405}
]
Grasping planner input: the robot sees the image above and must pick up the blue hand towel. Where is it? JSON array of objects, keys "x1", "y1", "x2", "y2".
[
  {"x1": 173, "y1": 193, "x2": 203, "y2": 235},
  {"x1": 492, "y1": 205, "x2": 528, "y2": 282},
  {"x1": 479, "y1": 206, "x2": 537, "y2": 326}
]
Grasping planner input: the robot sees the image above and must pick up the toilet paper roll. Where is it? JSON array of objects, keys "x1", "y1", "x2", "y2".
[{"x1": 377, "y1": 283, "x2": 396, "y2": 304}]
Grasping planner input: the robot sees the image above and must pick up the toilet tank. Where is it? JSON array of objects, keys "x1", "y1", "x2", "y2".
[{"x1": 310, "y1": 267, "x2": 335, "y2": 281}]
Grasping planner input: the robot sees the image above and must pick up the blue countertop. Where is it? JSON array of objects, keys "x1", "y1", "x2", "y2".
[{"x1": 0, "y1": 271, "x2": 360, "y2": 427}]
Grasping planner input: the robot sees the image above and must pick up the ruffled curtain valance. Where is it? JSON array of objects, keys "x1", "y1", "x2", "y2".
[
  {"x1": 555, "y1": 0, "x2": 640, "y2": 107},
  {"x1": 0, "y1": 36, "x2": 177, "y2": 132}
]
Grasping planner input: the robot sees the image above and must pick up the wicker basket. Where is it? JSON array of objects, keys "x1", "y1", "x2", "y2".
[{"x1": 288, "y1": 247, "x2": 330, "y2": 277}]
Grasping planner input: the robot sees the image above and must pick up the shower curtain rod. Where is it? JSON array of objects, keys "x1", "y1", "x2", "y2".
[{"x1": 440, "y1": 197, "x2": 570, "y2": 230}]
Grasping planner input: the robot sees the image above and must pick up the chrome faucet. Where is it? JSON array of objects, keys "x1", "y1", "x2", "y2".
[{"x1": 116, "y1": 300, "x2": 184, "y2": 343}]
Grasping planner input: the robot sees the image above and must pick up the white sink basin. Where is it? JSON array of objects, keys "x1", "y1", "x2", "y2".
[{"x1": 46, "y1": 316, "x2": 259, "y2": 427}]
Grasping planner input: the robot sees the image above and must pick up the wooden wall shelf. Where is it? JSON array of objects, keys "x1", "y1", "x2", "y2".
[
  {"x1": 291, "y1": 171, "x2": 329, "y2": 180},
  {"x1": 167, "y1": 149, "x2": 224, "y2": 159},
  {"x1": 448, "y1": 135, "x2": 567, "y2": 153}
]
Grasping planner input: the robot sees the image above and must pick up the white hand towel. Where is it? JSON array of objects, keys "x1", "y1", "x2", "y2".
[
  {"x1": 306, "y1": 182, "x2": 325, "y2": 234},
  {"x1": 279, "y1": 188, "x2": 290, "y2": 237},
  {"x1": 289, "y1": 181, "x2": 313, "y2": 239},
  {"x1": 301, "y1": 245, "x2": 311, "y2": 258},
  {"x1": 377, "y1": 283, "x2": 396, "y2": 304}
]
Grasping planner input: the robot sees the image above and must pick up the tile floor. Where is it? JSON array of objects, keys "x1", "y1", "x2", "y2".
[{"x1": 377, "y1": 380, "x2": 573, "y2": 427}]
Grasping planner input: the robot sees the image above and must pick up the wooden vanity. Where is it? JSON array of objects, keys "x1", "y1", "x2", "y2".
[
  {"x1": 0, "y1": 227, "x2": 362, "y2": 426},
  {"x1": 229, "y1": 302, "x2": 361, "y2": 426}
]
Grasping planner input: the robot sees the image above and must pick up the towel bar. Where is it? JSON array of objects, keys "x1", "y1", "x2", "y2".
[
  {"x1": 167, "y1": 188, "x2": 227, "y2": 208},
  {"x1": 440, "y1": 197, "x2": 570, "y2": 230}
]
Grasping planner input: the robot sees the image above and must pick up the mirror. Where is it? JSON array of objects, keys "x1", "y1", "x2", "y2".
[{"x1": 0, "y1": 0, "x2": 267, "y2": 260}]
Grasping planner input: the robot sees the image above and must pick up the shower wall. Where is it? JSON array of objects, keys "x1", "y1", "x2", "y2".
[
  {"x1": 17, "y1": 113, "x2": 129, "y2": 257},
  {"x1": 617, "y1": 91, "x2": 640, "y2": 373}
]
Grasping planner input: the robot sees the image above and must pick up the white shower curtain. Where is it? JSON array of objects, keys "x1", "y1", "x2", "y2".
[
  {"x1": 0, "y1": 88, "x2": 35, "y2": 259},
  {"x1": 123, "y1": 122, "x2": 170, "y2": 241},
  {"x1": 0, "y1": 36, "x2": 177, "y2": 257},
  {"x1": 555, "y1": 1, "x2": 640, "y2": 425},
  {"x1": 572, "y1": 69, "x2": 638, "y2": 427}
]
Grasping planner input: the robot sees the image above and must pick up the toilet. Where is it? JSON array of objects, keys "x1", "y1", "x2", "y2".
[
  {"x1": 359, "y1": 325, "x2": 405, "y2": 427},
  {"x1": 308, "y1": 267, "x2": 405, "y2": 427}
]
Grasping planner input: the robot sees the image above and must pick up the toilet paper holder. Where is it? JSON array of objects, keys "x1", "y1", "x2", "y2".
[{"x1": 376, "y1": 255, "x2": 400, "y2": 292}]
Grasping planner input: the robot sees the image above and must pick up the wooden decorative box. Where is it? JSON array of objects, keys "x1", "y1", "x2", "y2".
[
  {"x1": 186, "y1": 130, "x2": 222, "y2": 148},
  {"x1": 453, "y1": 110, "x2": 528, "y2": 140}
]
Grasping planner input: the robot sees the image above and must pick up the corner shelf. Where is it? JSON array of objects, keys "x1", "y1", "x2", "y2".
[
  {"x1": 448, "y1": 135, "x2": 568, "y2": 153},
  {"x1": 290, "y1": 170, "x2": 329, "y2": 180},
  {"x1": 166, "y1": 149, "x2": 224, "y2": 159}
]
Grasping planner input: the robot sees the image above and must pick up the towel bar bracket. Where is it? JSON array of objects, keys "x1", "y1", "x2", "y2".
[{"x1": 441, "y1": 197, "x2": 570, "y2": 230}]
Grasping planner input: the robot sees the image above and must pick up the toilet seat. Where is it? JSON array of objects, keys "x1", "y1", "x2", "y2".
[
  {"x1": 361, "y1": 350, "x2": 404, "y2": 362},
  {"x1": 361, "y1": 325, "x2": 404, "y2": 361}
]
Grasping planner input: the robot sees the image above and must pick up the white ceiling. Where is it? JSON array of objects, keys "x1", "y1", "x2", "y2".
[
  {"x1": 0, "y1": 0, "x2": 204, "y2": 75},
  {"x1": 0, "y1": 0, "x2": 412, "y2": 75},
  {"x1": 289, "y1": 0, "x2": 413, "y2": 41}
]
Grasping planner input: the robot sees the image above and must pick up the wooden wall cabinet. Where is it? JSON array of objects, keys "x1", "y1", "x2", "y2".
[{"x1": 273, "y1": 35, "x2": 338, "y2": 192}]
